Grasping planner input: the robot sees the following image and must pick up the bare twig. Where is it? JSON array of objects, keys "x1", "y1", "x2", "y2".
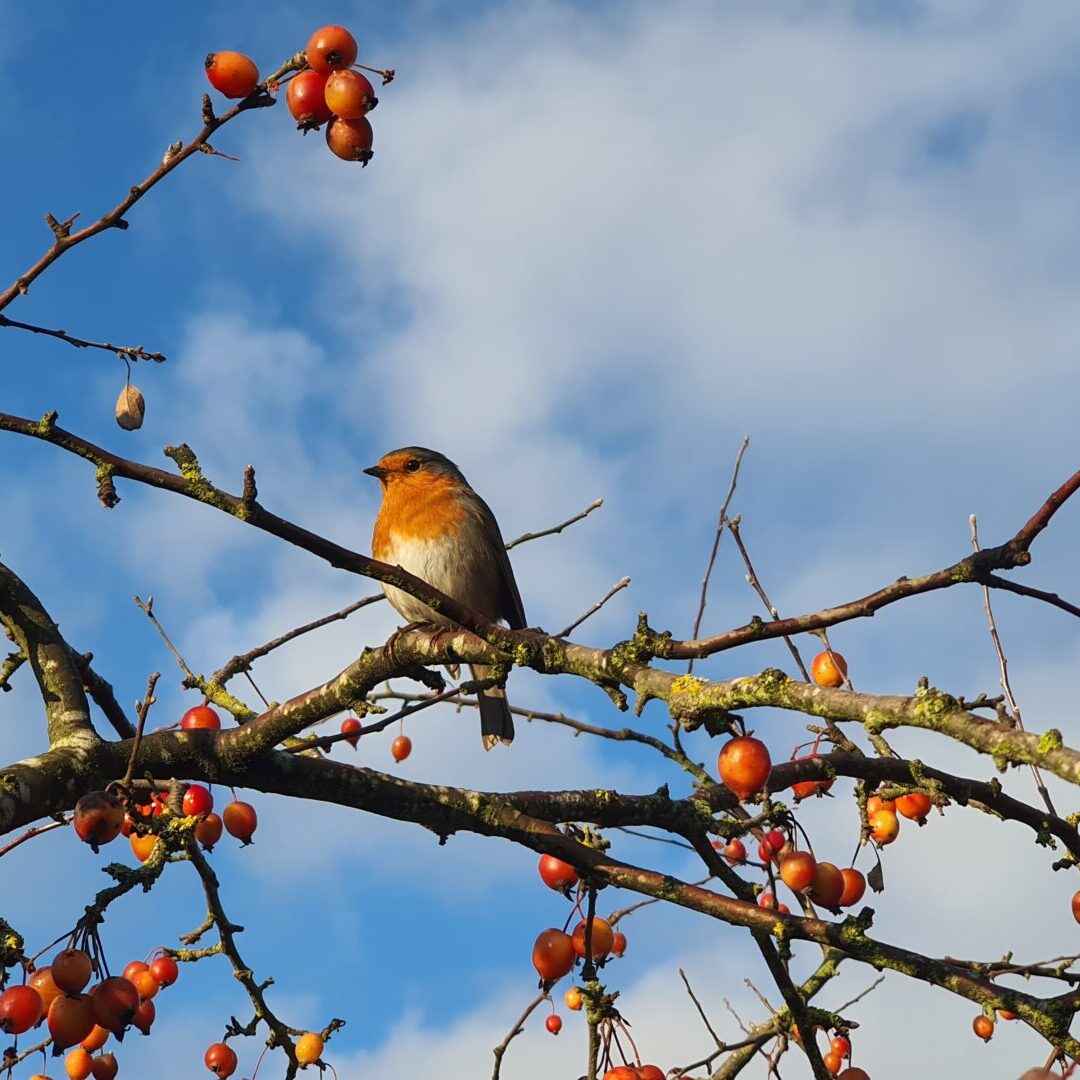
[
  {"x1": 134, "y1": 595, "x2": 196, "y2": 681},
  {"x1": 0, "y1": 56, "x2": 304, "y2": 312},
  {"x1": 0, "y1": 312, "x2": 165, "y2": 362},
  {"x1": 491, "y1": 992, "x2": 547, "y2": 1080},
  {"x1": 982, "y1": 574, "x2": 1080, "y2": 620},
  {"x1": 211, "y1": 593, "x2": 385, "y2": 684},
  {"x1": 834, "y1": 975, "x2": 885, "y2": 1012},
  {"x1": 284, "y1": 685, "x2": 464, "y2": 753},
  {"x1": 680, "y1": 967, "x2": 725, "y2": 1050},
  {"x1": 120, "y1": 673, "x2": 160, "y2": 790},
  {"x1": 505, "y1": 498, "x2": 603, "y2": 549},
  {"x1": 971, "y1": 515, "x2": 1056, "y2": 817},
  {"x1": 688, "y1": 436, "x2": 750, "y2": 673},
  {"x1": 555, "y1": 576, "x2": 631, "y2": 638},
  {"x1": 725, "y1": 516, "x2": 810, "y2": 682},
  {"x1": 0, "y1": 818, "x2": 68, "y2": 860}
]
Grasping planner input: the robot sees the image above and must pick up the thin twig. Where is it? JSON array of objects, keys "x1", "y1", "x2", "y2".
[
  {"x1": 971, "y1": 514, "x2": 1056, "y2": 817},
  {"x1": 0, "y1": 312, "x2": 165, "y2": 362},
  {"x1": 680, "y1": 968, "x2": 725, "y2": 1050},
  {"x1": 0, "y1": 818, "x2": 68, "y2": 860},
  {"x1": 725, "y1": 516, "x2": 810, "y2": 682},
  {"x1": 555, "y1": 577, "x2": 631, "y2": 638},
  {"x1": 134, "y1": 594, "x2": 196, "y2": 681},
  {"x1": 119, "y1": 672, "x2": 160, "y2": 790},
  {"x1": 491, "y1": 992, "x2": 547, "y2": 1080},
  {"x1": 982, "y1": 574, "x2": 1080, "y2": 620},
  {"x1": 833, "y1": 975, "x2": 885, "y2": 1012},
  {"x1": 0, "y1": 55, "x2": 304, "y2": 312},
  {"x1": 284, "y1": 686, "x2": 464, "y2": 753},
  {"x1": 688, "y1": 436, "x2": 750, "y2": 673},
  {"x1": 505, "y1": 498, "x2": 603, "y2": 549},
  {"x1": 211, "y1": 593, "x2": 385, "y2": 684}
]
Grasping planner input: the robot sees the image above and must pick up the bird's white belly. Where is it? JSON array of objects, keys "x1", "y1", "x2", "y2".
[{"x1": 381, "y1": 534, "x2": 478, "y2": 626}]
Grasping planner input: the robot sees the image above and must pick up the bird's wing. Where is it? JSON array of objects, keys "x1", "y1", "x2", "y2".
[{"x1": 474, "y1": 495, "x2": 527, "y2": 629}]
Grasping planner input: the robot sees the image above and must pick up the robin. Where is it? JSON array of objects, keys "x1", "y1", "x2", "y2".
[{"x1": 364, "y1": 446, "x2": 527, "y2": 749}]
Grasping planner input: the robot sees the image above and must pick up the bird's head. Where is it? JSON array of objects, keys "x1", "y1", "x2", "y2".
[{"x1": 363, "y1": 446, "x2": 467, "y2": 490}]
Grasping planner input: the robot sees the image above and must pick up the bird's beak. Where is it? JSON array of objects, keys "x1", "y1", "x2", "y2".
[{"x1": 363, "y1": 464, "x2": 388, "y2": 480}]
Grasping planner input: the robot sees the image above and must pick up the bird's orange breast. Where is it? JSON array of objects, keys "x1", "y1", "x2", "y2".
[{"x1": 372, "y1": 473, "x2": 469, "y2": 558}]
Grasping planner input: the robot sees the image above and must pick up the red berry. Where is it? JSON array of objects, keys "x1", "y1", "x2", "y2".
[
  {"x1": 204, "y1": 52, "x2": 259, "y2": 99},
  {"x1": 132, "y1": 997, "x2": 155, "y2": 1036},
  {"x1": 0, "y1": 984, "x2": 43, "y2": 1034},
  {"x1": 182, "y1": 784, "x2": 214, "y2": 817},
  {"x1": 340, "y1": 716, "x2": 362, "y2": 748},
  {"x1": 286, "y1": 70, "x2": 333, "y2": 129},
  {"x1": 391, "y1": 734, "x2": 412, "y2": 762},
  {"x1": 810, "y1": 862, "x2": 845, "y2": 911},
  {"x1": 325, "y1": 116, "x2": 374, "y2": 164},
  {"x1": 73, "y1": 791, "x2": 126, "y2": 850},
  {"x1": 204, "y1": 1042, "x2": 238, "y2": 1077},
  {"x1": 90, "y1": 976, "x2": 140, "y2": 1035},
  {"x1": 52, "y1": 949, "x2": 93, "y2": 994},
  {"x1": 723, "y1": 838, "x2": 747, "y2": 865},
  {"x1": 545, "y1": 1014, "x2": 562, "y2": 1035},
  {"x1": 532, "y1": 929, "x2": 575, "y2": 983},
  {"x1": 972, "y1": 1014, "x2": 994, "y2": 1041},
  {"x1": 181, "y1": 705, "x2": 221, "y2": 730},
  {"x1": 538, "y1": 854, "x2": 579, "y2": 892},
  {"x1": 48, "y1": 993, "x2": 96, "y2": 1050},
  {"x1": 306, "y1": 25, "x2": 358, "y2": 75},
  {"x1": 90, "y1": 1053, "x2": 118, "y2": 1080},
  {"x1": 831, "y1": 1035, "x2": 851, "y2": 1058},
  {"x1": 222, "y1": 800, "x2": 257, "y2": 844},
  {"x1": 149, "y1": 954, "x2": 179, "y2": 988},
  {"x1": 611, "y1": 931, "x2": 627, "y2": 957},
  {"x1": 196, "y1": 812, "x2": 224, "y2": 851}
]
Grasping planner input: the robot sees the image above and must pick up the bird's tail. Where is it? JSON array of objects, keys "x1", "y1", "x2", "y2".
[{"x1": 471, "y1": 663, "x2": 514, "y2": 750}]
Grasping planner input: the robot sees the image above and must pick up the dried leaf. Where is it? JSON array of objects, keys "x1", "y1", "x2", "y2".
[
  {"x1": 115, "y1": 383, "x2": 145, "y2": 431},
  {"x1": 867, "y1": 861, "x2": 885, "y2": 893}
]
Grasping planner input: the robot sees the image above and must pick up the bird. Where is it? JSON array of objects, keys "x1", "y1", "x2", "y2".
[{"x1": 365, "y1": 446, "x2": 527, "y2": 749}]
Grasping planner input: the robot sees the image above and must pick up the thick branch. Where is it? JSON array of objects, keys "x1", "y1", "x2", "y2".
[{"x1": 0, "y1": 559, "x2": 94, "y2": 747}]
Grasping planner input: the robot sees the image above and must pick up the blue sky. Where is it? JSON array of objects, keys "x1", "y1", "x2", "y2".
[{"x1": 3, "y1": 2, "x2": 1080, "y2": 1077}]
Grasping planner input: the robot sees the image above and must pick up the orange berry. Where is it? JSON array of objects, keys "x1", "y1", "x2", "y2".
[
  {"x1": 896, "y1": 792, "x2": 932, "y2": 821},
  {"x1": 869, "y1": 809, "x2": 900, "y2": 845},
  {"x1": 324, "y1": 69, "x2": 377, "y2": 119},
  {"x1": 779, "y1": 851, "x2": 817, "y2": 893},
  {"x1": 571, "y1": 917, "x2": 615, "y2": 960},
  {"x1": 811, "y1": 650, "x2": 847, "y2": 687},
  {"x1": 295, "y1": 1032, "x2": 324, "y2": 1065},
  {"x1": 810, "y1": 862, "x2": 845, "y2": 911},
  {"x1": 838, "y1": 868, "x2": 866, "y2": 908},
  {"x1": 204, "y1": 53, "x2": 259, "y2": 100},
  {"x1": 306, "y1": 25, "x2": 358, "y2": 75},
  {"x1": 717, "y1": 736, "x2": 772, "y2": 801},
  {"x1": 972, "y1": 1014, "x2": 994, "y2": 1041}
]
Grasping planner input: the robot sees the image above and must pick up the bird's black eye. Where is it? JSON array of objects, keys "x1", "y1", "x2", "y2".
[{"x1": 404, "y1": 459, "x2": 421, "y2": 473}]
